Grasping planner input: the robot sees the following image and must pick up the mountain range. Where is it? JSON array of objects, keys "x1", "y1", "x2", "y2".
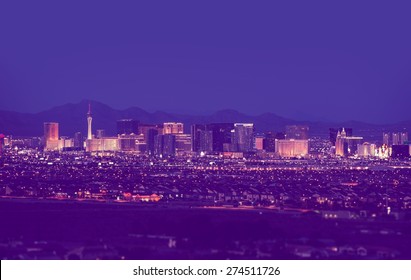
[{"x1": 0, "y1": 100, "x2": 409, "y2": 141}]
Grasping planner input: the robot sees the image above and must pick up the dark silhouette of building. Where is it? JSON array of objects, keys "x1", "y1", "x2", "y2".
[
  {"x1": 191, "y1": 124, "x2": 213, "y2": 153},
  {"x1": 74, "y1": 132, "x2": 83, "y2": 148},
  {"x1": 0, "y1": 134, "x2": 4, "y2": 155},
  {"x1": 117, "y1": 119, "x2": 139, "y2": 135},
  {"x1": 208, "y1": 123, "x2": 234, "y2": 152},
  {"x1": 147, "y1": 129, "x2": 159, "y2": 156},
  {"x1": 263, "y1": 132, "x2": 285, "y2": 152},
  {"x1": 263, "y1": 132, "x2": 276, "y2": 152},
  {"x1": 391, "y1": 145, "x2": 410, "y2": 159},
  {"x1": 285, "y1": 125, "x2": 309, "y2": 140},
  {"x1": 330, "y1": 127, "x2": 353, "y2": 145},
  {"x1": 139, "y1": 124, "x2": 163, "y2": 142},
  {"x1": 155, "y1": 134, "x2": 176, "y2": 157}
]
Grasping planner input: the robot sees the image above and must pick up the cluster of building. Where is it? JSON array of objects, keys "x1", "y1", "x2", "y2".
[
  {"x1": 38, "y1": 104, "x2": 310, "y2": 158},
  {"x1": 329, "y1": 127, "x2": 410, "y2": 159},
  {"x1": 1, "y1": 104, "x2": 411, "y2": 160}
]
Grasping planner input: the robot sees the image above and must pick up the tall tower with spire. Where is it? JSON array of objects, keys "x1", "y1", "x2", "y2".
[{"x1": 87, "y1": 102, "x2": 93, "y2": 140}]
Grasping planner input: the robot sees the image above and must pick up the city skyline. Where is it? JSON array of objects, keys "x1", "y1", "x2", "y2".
[
  {"x1": 1, "y1": 99, "x2": 410, "y2": 143},
  {"x1": 2, "y1": 1, "x2": 411, "y2": 264},
  {"x1": 3, "y1": 100, "x2": 409, "y2": 159},
  {"x1": 2, "y1": 1, "x2": 411, "y2": 123}
]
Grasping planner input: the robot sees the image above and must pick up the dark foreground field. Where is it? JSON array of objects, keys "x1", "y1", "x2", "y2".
[{"x1": 1, "y1": 198, "x2": 411, "y2": 260}]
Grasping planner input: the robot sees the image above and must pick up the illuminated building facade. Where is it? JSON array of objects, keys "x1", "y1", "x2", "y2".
[
  {"x1": 163, "y1": 122, "x2": 183, "y2": 134},
  {"x1": 330, "y1": 128, "x2": 353, "y2": 145},
  {"x1": 254, "y1": 136, "x2": 264, "y2": 150},
  {"x1": 383, "y1": 131, "x2": 408, "y2": 146},
  {"x1": 232, "y1": 123, "x2": 254, "y2": 152},
  {"x1": 275, "y1": 139, "x2": 309, "y2": 157},
  {"x1": 44, "y1": 122, "x2": 59, "y2": 151},
  {"x1": 357, "y1": 143, "x2": 376, "y2": 157},
  {"x1": 383, "y1": 133, "x2": 390, "y2": 146},
  {"x1": 60, "y1": 137, "x2": 74, "y2": 149},
  {"x1": 335, "y1": 128, "x2": 363, "y2": 156},
  {"x1": 86, "y1": 138, "x2": 120, "y2": 152},
  {"x1": 393, "y1": 133, "x2": 400, "y2": 145}
]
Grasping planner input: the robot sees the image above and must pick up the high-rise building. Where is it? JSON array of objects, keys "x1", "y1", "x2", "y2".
[
  {"x1": 119, "y1": 134, "x2": 145, "y2": 152},
  {"x1": 357, "y1": 143, "x2": 376, "y2": 157},
  {"x1": 162, "y1": 134, "x2": 176, "y2": 156},
  {"x1": 147, "y1": 128, "x2": 159, "y2": 155},
  {"x1": 191, "y1": 124, "x2": 205, "y2": 152},
  {"x1": 87, "y1": 103, "x2": 93, "y2": 140},
  {"x1": 208, "y1": 123, "x2": 234, "y2": 152},
  {"x1": 139, "y1": 124, "x2": 163, "y2": 142},
  {"x1": 44, "y1": 122, "x2": 59, "y2": 141},
  {"x1": 163, "y1": 122, "x2": 183, "y2": 134},
  {"x1": 154, "y1": 134, "x2": 176, "y2": 157},
  {"x1": 44, "y1": 122, "x2": 59, "y2": 151},
  {"x1": 61, "y1": 137, "x2": 74, "y2": 149},
  {"x1": 392, "y1": 133, "x2": 400, "y2": 145},
  {"x1": 335, "y1": 128, "x2": 363, "y2": 156},
  {"x1": 117, "y1": 119, "x2": 139, "y2": 135},
  {"x1": 254, "y1": 136, "x2": 264, "y2": 151},
  {"x1": 330, "y1": 127, "x2": 353, "y2": 145},
  {"x1": 232, "y1": 123, "x2": 254, "y2": 152},
  {"x1": 199, "y1": 130, "x2": 213, "y2": 153},
  {"x1": 96, "y1": 129, "x2": 105, "y2": 139},
  {"x1": 400, "y1": 132, "x2": 408, "y2": 145},
  {"x1": 262, "y1": 132, "x2": 285, "y2": 152},
  {"x1": 191, "y1": 124, "x2": 213, "y2": 153},
  {"x1": 0, "y1": 134, "x2": 4, "y2": 155},
  {"x1": 329, "y1": 128, "x2": 338, "y2": 145},
  {"x1": 286, "y1": 125, "x2": 309, "y2": 140},
  {"x1": 86, "y1": 138, "x2": 119, "y2": 152},
  {"x1": 383, "y1": 131, "x2": 408, "y2": 146},
  {"x1": 175, "y1": 134, "x2": 192, "y2": 155},
  {"x1": 263, "y1": 132, "x2": 276, "y2": 152},
  {"x1": 74, "y1": 132, "x2": 83, "y2": 148},
  {"x1": 383, "y1": 132, "x2": 390, "y2": 146},
  {"x1": 275, "y1": 139, "x2": 309, "y2": 157}
]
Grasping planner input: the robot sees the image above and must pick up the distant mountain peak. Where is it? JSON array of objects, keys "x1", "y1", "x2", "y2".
[{"x1": 0, "y1": 100, "x2": 410, "y2": 140}]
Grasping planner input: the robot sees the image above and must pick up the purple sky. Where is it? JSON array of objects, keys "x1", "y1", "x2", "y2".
[{"x1": 1, "y1": 1, "x2": 411, "y2": 123}]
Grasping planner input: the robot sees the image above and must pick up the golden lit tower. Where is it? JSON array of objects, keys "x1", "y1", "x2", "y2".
[
  {"x1": 44, "y1": 122, "x2": 59, "y2": 141},
  {"x1": 43, "y1": 122, "x2": 59, "y2": 151},
  {"x1": 87, "y1": 103, "x2": 92, "y2": 140}
]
